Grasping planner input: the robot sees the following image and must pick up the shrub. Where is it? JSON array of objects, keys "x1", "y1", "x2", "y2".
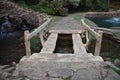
[
  {"x1": 79, "y1": 0, "x2": 108, "y2": 11},
  {"x1": 48, "y1": 0, "x2": 68, "y2": 16},
  {"x1": 24, "y1": 0, "x2": 39, "y2": 5},
  {"x1": 30, "y1": 35, "x2": 41, "y2": 52},
  {"x1": 10, "y1": 0, "x2": 109, "y2": 16}
]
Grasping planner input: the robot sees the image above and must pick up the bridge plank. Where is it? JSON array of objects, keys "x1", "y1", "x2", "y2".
[
  {"x1": 40, "y1": 33, "x2": 58, "y2": 53},
  {"x1": 72, "y1": 34, "x2": 87, "y2": 54},
  {"x1": 49, "y1": 30, "x2": 84, "y2": 34}
]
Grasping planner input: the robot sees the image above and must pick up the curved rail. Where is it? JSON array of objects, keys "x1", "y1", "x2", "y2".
[
  {"x1": 81, "y1": 19, "x2": 103, "y2": 56},
  {"x1": 24, "y1": 18, "x2": 52, "y2": 57}
]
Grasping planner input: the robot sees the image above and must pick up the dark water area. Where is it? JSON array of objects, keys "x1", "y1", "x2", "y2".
[
  {"x1": 54, "y1": 34, "x2": 74, "y2": 53},
  {"x1": 88, "y1": 37, "x2": 120, "y2": 60},
  {"x1": 0, "y1": 32, "x2": 25, "y2": 65},
  {"x1": 0, "y1": 16, "x2": 34, "y2": 65},
  {"x1": 87, "y1": 17, "x2": 120, "y2": 28}
]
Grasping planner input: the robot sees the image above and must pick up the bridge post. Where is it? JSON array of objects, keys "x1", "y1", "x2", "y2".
[
  {"x1": 24, "y1": 30, "x2": 31, "y2": 57},
  {"x1": 94, "y1": 31, "x2": 103, "y2": 56},
  {"x1": 39, "y1": 30, "x2": 45, "y2": 46}
]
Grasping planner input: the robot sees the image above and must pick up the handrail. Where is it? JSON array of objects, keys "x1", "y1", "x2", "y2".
[
  {"x1": 81, "y1": 19, "x2": 103, "y2": 56},
  {"x1": 81, "y1": 19, "x2": 101, "y2": 40},
  {"x1": 24, "y1": 18, "x2": 52, "y2": 57},
  {"x1": 28, "y1": 18, "x2": 52, "y2": 39}
]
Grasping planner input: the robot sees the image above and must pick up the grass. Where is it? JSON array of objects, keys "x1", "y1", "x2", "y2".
[
  {"x1": 74, "y1": 14, "x2": 97, "y2": 27},
  {"x1": 74, "y1": 14, "x2": 97, "y2": 40},
  {"x1": 30, "y1": 35, "x2": 42, "y2": 52},
  {"x1": 114, "y1": 32, "x2": 120, "y2": 37},
  {"x1": 74, "y1": 14, "x2": 84, "y2": 22}
]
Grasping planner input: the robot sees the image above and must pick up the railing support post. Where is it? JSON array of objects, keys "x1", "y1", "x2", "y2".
[
  {"x1": 94, "y1": 31, "x2": 103, "y2": 56},
  {"x1": 39, "y1": 30, "x2": 45, "y2": 46},
  {"x1": 24, "y1": 30, "x2": 31, "y2": 58},
  {"x1": 84, "y1": 31, "x2": 91, "y2": 50}
]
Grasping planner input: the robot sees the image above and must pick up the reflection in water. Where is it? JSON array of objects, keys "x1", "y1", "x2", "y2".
[
  {"x1": 0, "y1": 16, "x2": 12, "y2": 32},
  {"x1": 88, "y1": 37, "x2": 120, "y2": 59},
  {"x1": 87, "y1": 17, "x2": 120, "y2": 28},
  {"x1": 54, "y1": 34, "x2": 74, "y2": 53},
  {"x1": 105, "y1": 18, "x2": 120, "y2": 23},
  {"x1": 0, "y1": 16, "x2": 31, "y2": 65}
]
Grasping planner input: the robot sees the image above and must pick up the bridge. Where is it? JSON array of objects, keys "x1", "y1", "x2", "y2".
[
  {"x1": 14, "y1": 17, "x2": 110, "y2": 80},
  {"x1": 24, "y1": 18, "x2": 103, "y2": 56}
]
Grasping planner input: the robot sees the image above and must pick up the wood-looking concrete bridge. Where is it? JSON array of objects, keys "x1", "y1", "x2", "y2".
[
  {"x1": 14, "y1": 17, "x2": 111, "y2": 80},
  {"x1": 24, "y1": 18, "x2": 103, "y2": 56}
]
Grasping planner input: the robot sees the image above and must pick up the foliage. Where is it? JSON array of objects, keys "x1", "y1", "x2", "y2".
[
  {"x1": 114, "y1": 32, "x2": 120, "y2": 37},
  {"x1": 10, "y1": 0, "x2": 109, "y2": 16},
  {"x1": 64, "y1": 0, "x2": 81, "y2": 7},
  {"x1": 30, "y1": 35, "x2": 41, "y2": 52},
  {"x1": 24, "y1": 0, "x2": 39, "y2": 5},
  {"x1": 48, "y1": 0, "x2": 68, "y2": 16},
  {"x1": 79, "y1": 0, "x2": 108, "y2": 11}
]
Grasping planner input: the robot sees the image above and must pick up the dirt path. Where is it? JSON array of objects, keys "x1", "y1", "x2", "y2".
[{"x1": 48, "y1": 13, "x2": 82, "y2": 31}]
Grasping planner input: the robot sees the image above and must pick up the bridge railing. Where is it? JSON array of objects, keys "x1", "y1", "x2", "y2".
[
  {"x1": 24, "y1": 18, "x2": 52, "y2": 57},
  {"x1": 81, "y1": 19, "x2": 103, "y2": 56}
]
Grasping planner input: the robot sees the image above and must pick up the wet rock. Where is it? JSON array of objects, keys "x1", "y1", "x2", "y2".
[{"x1": 114, "y1": 58, "x2": 120, "y2": 67}]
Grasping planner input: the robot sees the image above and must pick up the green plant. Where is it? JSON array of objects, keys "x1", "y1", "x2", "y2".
[
  {"x1": 30, "y1": 35, "x2": 42, "y2": 52},
  {"x1": 24, "y1": 0, "x2": 39, "y2": 5},
  {"x1": 48, "y1": 0, "x2": 68, "y2": 16}
]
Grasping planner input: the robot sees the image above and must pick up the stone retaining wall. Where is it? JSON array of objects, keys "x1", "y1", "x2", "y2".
[
  {"x1": 0, "y1": 0, "x2": 47, "y2": 27},
  {"x1": 85, "y1": 12, "x2": 120, "y2": 18}
]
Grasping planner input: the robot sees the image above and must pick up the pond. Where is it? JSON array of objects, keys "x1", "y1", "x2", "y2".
[
  {"x1": 0, "y1": 16, "x2": 35, "y2": 65},
  {"x1": 86, "y1": 17, "x2": 120, "y2": 28},
  {"x1": 88, "y1": 37, "x2": 120, "y2": 61},
  {"x1": 54, "y1": 34, "x2": 74, "y2": 53}
]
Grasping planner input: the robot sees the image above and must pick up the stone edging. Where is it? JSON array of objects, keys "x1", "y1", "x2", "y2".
[
  {"x1": 85, "y1": 11, "x2": 120, "y2": 18},
  {"x1": 0, "y1": 0, "x2": 47, "y2": 27}
]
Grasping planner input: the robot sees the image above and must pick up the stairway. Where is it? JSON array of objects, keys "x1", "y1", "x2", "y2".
[{"x1": 14, "y1": 53, "x2": 105, "y2": 80}]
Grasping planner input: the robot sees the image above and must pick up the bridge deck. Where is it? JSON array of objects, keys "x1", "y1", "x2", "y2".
[
  {"x1": 72, "y1": 34, "x2": 87, "y2": 54},
  {"x1": 49, "y1": 30, "x2": 83, "y2": 34},
  {"x1": 40, "y1": 33, "x2": 58, "y2": 53},
  {"x1": 40, "y1": 32, "x2": 87, "y2": 54}
]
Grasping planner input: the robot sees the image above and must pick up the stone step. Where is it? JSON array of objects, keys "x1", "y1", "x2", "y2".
[
  {"x1": 25, "y1": 53, "x2": 103, "y2": 62},
  {"x1": 14, "y1": 53, "x2": 104, "y2": 79}
]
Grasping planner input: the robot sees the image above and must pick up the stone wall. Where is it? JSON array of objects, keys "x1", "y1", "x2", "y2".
[
  {"x1": 0, "y1": 0, "x2": 47, "y2": 27},
  {"x1": 85, "y1": 12, "x2": 120, "y2": 18}
]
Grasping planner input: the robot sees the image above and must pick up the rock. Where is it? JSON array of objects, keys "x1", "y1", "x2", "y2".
[
  {"x1": 103, "y1": 69, "x2": 120, "y2": 80},
  {"x1": 43, "y1": 77, "x2": 63, "y2": 80},
  {"x1": 71, "y1": 68, "x2": 102, "y2": 80},
  {"x1": 48, "y1": 69, "x2": 74, "y2": 79},
  {"x1": 0, "y1": 0, "x2": 47, "y2": 27},
  {"x1": 0, "y1": 71, "x2": 12, "y2": 80},
  {"x1": 114, "y1": 58, "x2": 120, "y2": 67}
]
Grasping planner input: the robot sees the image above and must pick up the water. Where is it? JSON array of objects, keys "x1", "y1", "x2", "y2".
[
  {"x1": 0, "y1": 17, "x2": 34, "y2": 65},
  {"x1": 88, "y1": 37, "x2": 120, "y2": 60},
  {"x1": 54, "y1": 34, "x2": 74, "y2": 53},
  {"x1": 87, "y1": 17, "x2": 120, "y2": 28}
]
